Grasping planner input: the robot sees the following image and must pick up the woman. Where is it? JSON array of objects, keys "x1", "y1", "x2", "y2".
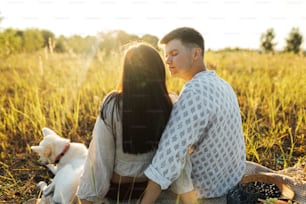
[{"x1": 77, "y1": 43, "x2": 174, "y2": 203}]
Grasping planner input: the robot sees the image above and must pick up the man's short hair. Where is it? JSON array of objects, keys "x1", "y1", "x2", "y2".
[{"x1": 159, "y1": 27, "x2": 205, "y2": 51}]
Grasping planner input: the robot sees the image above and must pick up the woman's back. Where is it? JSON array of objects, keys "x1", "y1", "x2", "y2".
[
  {"x1": 101, "y1": 92, "x2": 156, "y2": 178},
  {"x1": 78, "y1": 43, "x2": 174, "y2": 203}
]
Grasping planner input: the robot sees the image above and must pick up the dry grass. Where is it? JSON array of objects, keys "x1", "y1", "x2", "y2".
[{"x1": 0, "y1": 50, "x2": 305, "y2": 203}]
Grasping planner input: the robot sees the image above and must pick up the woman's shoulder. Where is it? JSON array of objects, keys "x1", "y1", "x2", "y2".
[
  {"x1": 102, "y1": 90, "x2": 120, "y2": 104},
  {"x1": 100, "y1": 91, "x2": 121, "y2": 122}
]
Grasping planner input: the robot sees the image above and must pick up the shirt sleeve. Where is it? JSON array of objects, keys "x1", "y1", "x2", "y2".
[
  {"x1": 77, "y1": 114, "x2": 115, "y2": 202},
  {"x1": 145, "y1": 87, "x2": 211, "y2": 190}
]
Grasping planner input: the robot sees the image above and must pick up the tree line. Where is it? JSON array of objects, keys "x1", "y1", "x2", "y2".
[
  {"x1": 0, "y1": 25, "x2": 304, "y2": 56},
  {"x1": 0, "y1": 27, "x2": 160, "y2": 56}
]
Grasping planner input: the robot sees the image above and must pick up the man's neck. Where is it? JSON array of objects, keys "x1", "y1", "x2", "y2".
[{"x1": 185, "y1": 64, "x2": 206, "y2": 81}]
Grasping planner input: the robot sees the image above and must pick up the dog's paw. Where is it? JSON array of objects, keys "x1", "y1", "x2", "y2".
[
  {"x1": 42, "y1": 187, "x2": 53, "y2": 197},
  {"x1": 42, "y1": 183, "x2": 55, "y2": 197},
  {"x1": 37, "y1": 181, "x2": 47, "y2": 190}
]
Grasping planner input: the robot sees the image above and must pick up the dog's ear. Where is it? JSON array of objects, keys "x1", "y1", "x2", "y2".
[{"x1": 42, "y1": 127, "x2": 57, "y2": 137}]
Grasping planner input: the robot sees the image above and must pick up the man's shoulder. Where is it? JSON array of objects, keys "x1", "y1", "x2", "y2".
[{"x1": 183, "y1": 74, "x2": 212, "y2": 92}]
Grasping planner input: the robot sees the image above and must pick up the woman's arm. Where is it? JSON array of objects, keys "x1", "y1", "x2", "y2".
[{"x1": 77, "y1": 115, "x2": 115, "y2": 201}]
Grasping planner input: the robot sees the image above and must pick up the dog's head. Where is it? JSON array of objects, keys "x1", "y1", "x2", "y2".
[{"x1": 31, "y1": 128, "x2": 70, "y2": 164}]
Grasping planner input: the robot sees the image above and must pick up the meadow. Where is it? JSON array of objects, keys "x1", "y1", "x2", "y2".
[{"x1": 0, "y1": 50, "x2": 305, "y2": 203}]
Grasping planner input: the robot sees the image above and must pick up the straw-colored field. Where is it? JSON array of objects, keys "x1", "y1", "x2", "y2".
[{"x1": 0, "y1": 50, "x2": 305, "y2": 203}]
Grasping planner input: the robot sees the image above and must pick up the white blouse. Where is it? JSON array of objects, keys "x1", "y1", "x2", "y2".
[{"x1": 77, "y1": 95, "x2": 155, "y2": 202}]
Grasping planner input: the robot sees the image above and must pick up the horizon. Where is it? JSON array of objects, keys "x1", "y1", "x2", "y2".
[{"x1": 0, "y1": 0, "x2": 305, "y2": 50}]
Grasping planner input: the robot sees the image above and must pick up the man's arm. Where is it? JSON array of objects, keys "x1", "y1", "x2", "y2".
[{"x1": 140, "y1": 180, "x2": 162, "y2": 204}]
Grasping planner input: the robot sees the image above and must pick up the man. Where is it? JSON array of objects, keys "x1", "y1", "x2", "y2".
[{"x1": 140, "y1": 27, "x2": 246, "y2": 204}]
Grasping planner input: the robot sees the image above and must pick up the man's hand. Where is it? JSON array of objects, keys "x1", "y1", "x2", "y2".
[
  {"x1": 140, "y1": 180, "x2": 162, "y2": 204},
  {"x1": 180, "y1": 191, "x2": 198, "y2": 204},
  {"x1": 78, "y1": 199, "x2": 93, "y2": 204}
]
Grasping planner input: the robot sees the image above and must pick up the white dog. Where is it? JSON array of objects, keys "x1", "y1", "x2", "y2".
[{"x1": 31, "y1": 127, "x2": 88, "y2": 204}]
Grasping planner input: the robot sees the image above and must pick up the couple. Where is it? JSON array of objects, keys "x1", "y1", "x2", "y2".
[{"x1": 77, "y1": 27, "x2": 246, "y2": 204}]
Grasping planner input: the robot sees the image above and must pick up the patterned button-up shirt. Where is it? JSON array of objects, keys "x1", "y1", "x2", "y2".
[{"x1": 144, "y1": 70, "x2": 246, "y2": 198}]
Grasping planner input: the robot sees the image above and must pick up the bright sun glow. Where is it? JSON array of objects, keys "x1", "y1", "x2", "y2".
[{"x1": 0, "y1": 0, "x2": 305, "y2": 50}]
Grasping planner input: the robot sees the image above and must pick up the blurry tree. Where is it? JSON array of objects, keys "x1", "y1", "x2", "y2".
[
  {"x1": 41, "y1": 29, "x2": 55, "y2": 52},
  {"x1": 66, "y1": 35, "x2": 84, "y2": 53},
  {"x1": 22, "y1": 28, "x2": 44, "y2": 52},
  {"x1": 98, "y1": 30, "x2": 140, "y2": 55},
  {"x1": 0, "y1": 11, "x2": 3, "y2": 27},
  {"x1": 285, "y1": 27, "x2": 303, "y2": 54},
  {"x1": 141, "y1": 34, "x2": 159, "y2": 49},
  {"x1": 84, "y1": 35, "x2": 98, "y2": 54},
  {"x1": 98, "y1": 31, "x2": 120, "y2": 55},
  {"x1": 260, "y1": 28, "x2": 276, "y2": 52},
  {"x1": 54, "y1": 35, "x2": 67, "y2": 53},
  {"x1": 64, "y1": 35, "x2": 97, "y2": 54},
  {"x1": 0, "y1": 28, "x2": 22, "y2": 56},
  {"x1": 117, "y1": 30, "x2": 139, "y2": 45}
]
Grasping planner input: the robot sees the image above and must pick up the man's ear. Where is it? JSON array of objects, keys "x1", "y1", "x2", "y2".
[
  {"x1": 196, "y1": 47, "x2": 203, "y2": 57},
  {"x1": 193, "y1": 47, "x2": 202, "y2": 59}
]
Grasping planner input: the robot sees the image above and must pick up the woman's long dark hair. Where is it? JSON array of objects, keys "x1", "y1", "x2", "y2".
[{"x1": 116, "y1": 43, "x2": 173, "y2": 154}]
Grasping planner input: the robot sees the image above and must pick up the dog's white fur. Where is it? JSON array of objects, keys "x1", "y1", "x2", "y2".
[{"x1": 31, "y1": 127, "x2": 88, "y2": 204}]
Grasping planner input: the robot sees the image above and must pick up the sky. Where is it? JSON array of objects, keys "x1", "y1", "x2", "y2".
[{"x1": 0, "y1": 0, "x2": 305, "y2": 50}]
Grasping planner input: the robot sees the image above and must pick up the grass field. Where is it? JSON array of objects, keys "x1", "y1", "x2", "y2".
[{"x1": 0, "y1": 50, "x2": 305, "y2": 203}]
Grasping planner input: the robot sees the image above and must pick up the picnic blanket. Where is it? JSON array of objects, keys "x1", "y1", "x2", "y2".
[{"x1": 24, "y1": 161, "x2": 306, "y2": 204}]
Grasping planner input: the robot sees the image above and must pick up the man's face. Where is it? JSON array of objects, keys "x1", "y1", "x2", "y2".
[{"x1": 164, "y1": 39, "x2": 194, "y2": 80}]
